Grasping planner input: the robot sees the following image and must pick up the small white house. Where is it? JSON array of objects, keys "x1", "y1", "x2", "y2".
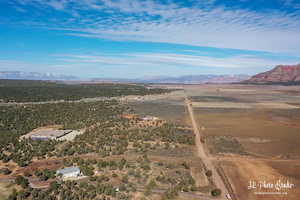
[
  {"x1": 142, "y1": 116, "x2": 159, "y2": 121},
  {"x1": 56, "y1": 166, "x2": 81, "y2": 179}
]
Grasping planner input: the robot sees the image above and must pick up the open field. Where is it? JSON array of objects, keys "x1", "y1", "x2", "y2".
[
  {"x1": 129, "y1": 102, "x2": 188, "y2": 126},
  {"x1": 128, "y1": 90, "x2": 189, "y2": 126},
  {"x1": 220, "y1": 158, "x2": 300, "y2": 200},
  {"x1": 132, "y1": 84, "x2": 300, "y2": 158},
  {"x1": 131, "y1": 83, "x2": 300, "y2": 199},
  {"x1": 194, "y1": 108, "x2": 300, "y2": 158},
  {"x1": 179, "y1": 84, "x2": 300, "y2": 200},
  {"x1": 192, "y1": 101, "x2": 299, "y2": 109},
  {"x1": 183, "y1": 84, "x2": 300, "y2": 159}
]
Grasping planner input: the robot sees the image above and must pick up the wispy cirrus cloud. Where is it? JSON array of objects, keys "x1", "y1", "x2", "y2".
[
  {"x1": 2, "y1": 0, "x2": 300, "y2": 78},
  {"x1": 8, "y1": 0, "x2": 300, "y2": 54},
  {"x1": 1, "y1": 51, "x2": 299, "y2": 78},
  {"x1": 54, "y1": 52, "x2": 300, "y2": 69},
  {"x1": 282, "y1": 0, "x2": 300, "y2": 9}
]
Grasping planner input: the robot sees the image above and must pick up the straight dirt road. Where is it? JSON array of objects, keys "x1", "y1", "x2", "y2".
[{"x1": 185, "y1": 96, "x2": 231, "y2": 200}]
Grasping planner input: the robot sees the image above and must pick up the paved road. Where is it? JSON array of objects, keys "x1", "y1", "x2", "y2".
[{"x1": 185, "y1": 96, "x2": 230, "y2": 200}]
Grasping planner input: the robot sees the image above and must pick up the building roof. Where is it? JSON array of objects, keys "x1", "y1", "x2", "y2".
[
  {"x1": 121, "y1": 114, "x2": 137, "y2": 119},
  {"x1": 30, "y1": 130, "x2": 72, "y2": 138},
  {"x1": 56, "y1": 166, "x2": 80, "y2": 175}
]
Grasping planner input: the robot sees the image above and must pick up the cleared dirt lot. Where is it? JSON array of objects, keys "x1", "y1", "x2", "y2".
[
  {"x1": 221, "y1": 158, "x2": 300, "y2": 200},
  {"x1": 194, "y1": 108, "x2": 300, "y2": 158}
]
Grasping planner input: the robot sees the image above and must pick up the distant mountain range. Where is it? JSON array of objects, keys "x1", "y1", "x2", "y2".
[
  {"x1": 3, "y1": 64, "x2": 300, "y2": 84},
  {"x1": 0, "y1": 71, "x2": 250, "y2": 83},
  {"x1": 0, "y1": 71, "x2": 78, "y2": 80},
  {"x1": 92, "y1": 74, "x2": 250, "y2": 84},
  {"x1": 243, "y1": 63, "x2": 300, "y2": 84}
]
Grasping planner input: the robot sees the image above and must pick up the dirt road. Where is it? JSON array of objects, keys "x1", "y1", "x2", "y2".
[{"x1": 185, "y1": 96, "x2": 231, "y2": 200}]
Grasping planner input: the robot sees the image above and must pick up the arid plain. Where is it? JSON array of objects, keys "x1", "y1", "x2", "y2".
[{"x1": 131, "y1": 84, "x2": 300, "y2": 200}]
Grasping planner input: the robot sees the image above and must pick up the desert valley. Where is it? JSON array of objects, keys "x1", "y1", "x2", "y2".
[
  {"x1": 1, "y1": 0, "x2": 300, "y2": 199},
  {"x1": 0, "y1": 64, "x2": 299, "y2": 200}
]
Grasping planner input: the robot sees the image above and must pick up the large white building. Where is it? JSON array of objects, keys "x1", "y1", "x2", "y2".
[
  {"x1": 22, "y1": 129, "x2": 73, "y2": 140},
  {"x1": 56, "y1": 166, "x2": 81, "y2": 179}
]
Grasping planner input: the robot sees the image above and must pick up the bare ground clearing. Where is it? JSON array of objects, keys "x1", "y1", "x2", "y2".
[{"x1": 221, "y1": 158, "x2": 300, "y2": 200}]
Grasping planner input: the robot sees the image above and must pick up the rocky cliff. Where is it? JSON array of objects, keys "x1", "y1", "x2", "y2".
[{"x1": 244, "y1": 64, "x2": 300, "y2": 84}]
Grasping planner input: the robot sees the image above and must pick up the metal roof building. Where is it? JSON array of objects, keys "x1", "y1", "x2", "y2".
[
  {"x1": 23, "y1": 129, "x2": 73, "y2": 140},
  {"x1": 56, "y1": 166, "x2": 81, "y2": 179}
]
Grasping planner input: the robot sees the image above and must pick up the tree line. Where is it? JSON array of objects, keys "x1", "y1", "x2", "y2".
[{"x1": 0, "y1": 80, "x2": 174, "y2": 102}]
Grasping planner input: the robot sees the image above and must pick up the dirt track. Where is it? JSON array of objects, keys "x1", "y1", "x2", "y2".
[{"x1": 185, "y1": 95, "x2": 231, "y2": 200}]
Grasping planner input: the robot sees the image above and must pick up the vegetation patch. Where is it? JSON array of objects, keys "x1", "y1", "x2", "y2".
[
  {"x1": 0, "y1": 96, "x2": 207, "y2": 200},
  {"x1": 0, "y1": 100, "x2": 125, "y2": 167},
  {"x1": 0, "y1": 80, "x2": 173, "y2": 102},
  {"x1": 190, "y1": 95, "x2": 247, "y2": 103},
  {"x1": 207, "y1": 136, "x2": 247, "y2": 155}
]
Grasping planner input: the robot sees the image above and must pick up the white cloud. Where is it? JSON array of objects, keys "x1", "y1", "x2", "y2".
[
  {"x1": 1, "y1": 52, "x2": 299, "y2": 78},
  {"x1": 54, "y1": 52, "x2": 300, "y2": 69},
  {"x1": 10, "y1": 0, "x2": 300, "y2": 54},
  {"x1": 47, "y1": 0, "x2": 66, "y2": 10},
  {"x1": 282, "y1": 0, "x2": 300, "y2": 9}
]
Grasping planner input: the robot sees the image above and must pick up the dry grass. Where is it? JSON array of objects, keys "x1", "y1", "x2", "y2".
[
  {"x1": 192, "y1": 102, "x2": 251, "y2": 108},
  {"x1": 0, "y1": 182, "x2": 20, "y2": 200},
  {"x1": 221, "y1": 159, "x2": 300, "y2": 200},
  {"x1": 254, "y1": 102, "x2": 299, "y2": 109},
  {"x1": 193, "y1": 108, "x2": 300, "y2": 158},
  {"x1": 191, "y1": 101, "x2": 299, "y2": 109},
  {"x1": 129, "y1": 101, "x2": 189, "y2": 126}
]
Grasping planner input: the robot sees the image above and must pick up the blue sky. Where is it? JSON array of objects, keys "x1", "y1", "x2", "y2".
[{"x1": 1, "y1": 0, "x2": 300, "y2": 78}]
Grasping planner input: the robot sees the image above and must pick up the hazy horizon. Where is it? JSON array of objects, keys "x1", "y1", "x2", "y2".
[{"x1": 1, "y1": 0, "x2": 300, "y2": 78}]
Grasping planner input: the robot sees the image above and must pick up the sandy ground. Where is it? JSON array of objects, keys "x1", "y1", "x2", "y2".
[
  {"x1": 0, "y1": 182, "x2": 20, "y2": 199},
  {"x1": 192, "y1": 102, "x2": 251, "y2": 109},
  {"x1": 192, "y1": 101, "x2": 299, "y2": 109},
  {"x1": 221, "y1": 158, "x2": 300, "y2": 200}
]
